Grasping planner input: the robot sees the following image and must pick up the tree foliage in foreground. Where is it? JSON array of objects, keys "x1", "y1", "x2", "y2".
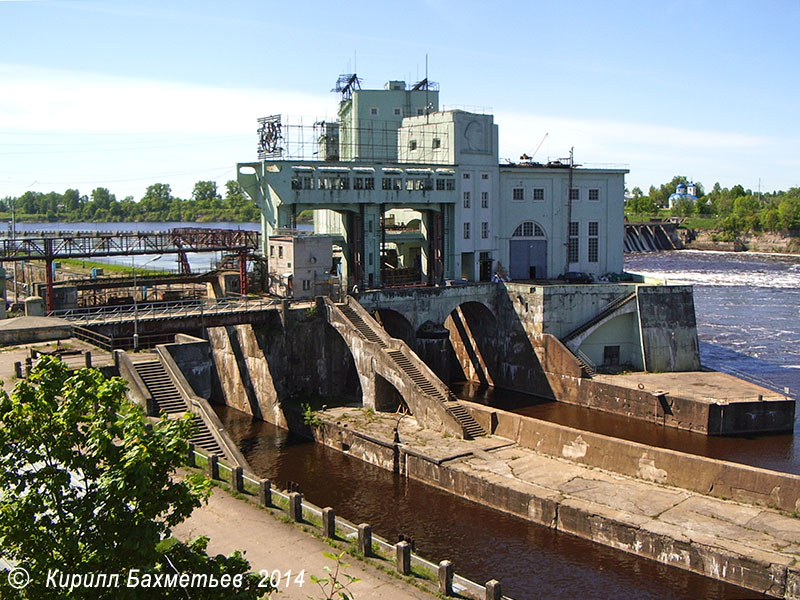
[{"x1": 0, "y1": 357, "x2": 267, "y2": 599}]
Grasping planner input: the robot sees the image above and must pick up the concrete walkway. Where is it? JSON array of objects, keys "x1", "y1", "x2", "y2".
[
  {"x1": 323, "y1": 407, "x2": 800, "y2": 598},
  {"x1": 172, "y1": 486, "x2": 433, "y2": 600}
]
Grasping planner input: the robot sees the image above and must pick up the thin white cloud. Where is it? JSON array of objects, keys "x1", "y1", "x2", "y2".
[{"x1": 0, "y1": 63, "x2": 333, "y2": 135}]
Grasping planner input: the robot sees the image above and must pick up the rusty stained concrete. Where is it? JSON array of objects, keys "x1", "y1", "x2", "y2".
[{"x1": 315, "y1": 406, "x2": 800, "y2": 599}]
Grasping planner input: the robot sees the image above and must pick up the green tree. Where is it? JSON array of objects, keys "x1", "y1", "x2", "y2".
[
  {"x1": 193, "y1": 181, "x2": 221, "y2": 203},
  {"x1": 0, "y1": 357, "x2": 267, "y2": 599}
]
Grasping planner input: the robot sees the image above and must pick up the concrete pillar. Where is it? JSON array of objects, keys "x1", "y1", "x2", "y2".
[
  {"x1": 395, "y1": 541, "x2": 411, "y2": 576},
  {"x1": 207, "y1": 454, "x2": 219, "y2": 480},
  {"x1": 84, "y1": 351, "x2": 92, "y2": 368},
  {"x1": 258, "y1": 479, "x2": 271, "y2": 506},
  {"x1": 24, "y1": 357, "x2": 32, "y2": 377},
  {"x1": 288, "y1": 492, "x2": 302, "y2": 522},
  {"x1": 357, "y1": 523, "x2": 372, "y2": 557},
  {"x1": 322, "y1": 507, "x2": 336, "y2": 539},
  {"x1": 14, "y1": 362, "x2": 22, "y2": 379},
  {"x1": 187, "y1": 443, "x2": 195, "y2": 467},
  {"x1": 438, "y1": 560, "x2": 453, "y2": 596},
  {"x1": 232, "y1": 466, "x2": 244, "y2": 492},
  {"x1": 485, "y1": 579, "x2": 502, "y2": 600}
]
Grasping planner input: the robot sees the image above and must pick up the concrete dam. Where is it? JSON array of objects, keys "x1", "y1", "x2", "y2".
[{"x1": 111, "y1": 281, "x2": 799, "y2": 599}]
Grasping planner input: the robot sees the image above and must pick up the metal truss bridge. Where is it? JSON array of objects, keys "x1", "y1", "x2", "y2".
[{"x1": 0, "y1": 228, "x2": 261, "y2": 311}]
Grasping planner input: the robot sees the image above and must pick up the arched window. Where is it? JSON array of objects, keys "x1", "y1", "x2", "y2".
[{"x1": 512, "y1": 221, "x2": 545, "y2": 238}]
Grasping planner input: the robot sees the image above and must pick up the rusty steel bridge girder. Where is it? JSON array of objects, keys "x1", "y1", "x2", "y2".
[{"x1": 0, "y1": 228, "x2": 260, "y2": 262}]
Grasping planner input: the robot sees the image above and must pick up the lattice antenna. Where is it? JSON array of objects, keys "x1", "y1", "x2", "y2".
[{"x1": 332, "y1": 74, "x2": 361, "y2": 101}]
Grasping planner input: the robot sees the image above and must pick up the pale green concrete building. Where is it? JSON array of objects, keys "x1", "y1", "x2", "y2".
[{"x1": 237, "y1": 78, "x2": 628, "y2": 290}]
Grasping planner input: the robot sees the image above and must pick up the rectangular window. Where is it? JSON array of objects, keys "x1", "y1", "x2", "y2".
[
  {"x1": 445, "y1": 179, "x2": 455, "y2": 191},
  {"x1": 354, "y1": 177, "x2": 364, "y2": 190},
  {"x1": 481, "y1": 173, "x2": 489, "y2": 180},
  {"x1": 408, "y1": 140, "x2": 418, "y2": 151},
  {"x1": 393, "y1": 178, "x2": 403, "y2": 191},
  {"x1": 568, "y1": 221, "x2": 579, "y2": 263},
  {"x1": 406, "y1": 179, "x2": 415, "y2": 191},
  {"x1": 436, "y1": 179, "x2": 445, "y2": 191},
  {"x1": 481, "y1": 222, "x2": 489, "y2": 239},
  {"x1": 278, "y1": 246, "x2": 284, "y2": 259},
  {"x1": 302, "y1": 279, "x2": 311, "y2": 291},
  {"x1": 291, "y1": 177, "x2": 301, "y2": 190},
  {"x1": 570, "y1": 188, "x2": 580, "y2": 201},
  {"x1": 481, "y1": 192, "x2": 488, "y2": 208},
  {"x1": 368, "y1": 253, "x2": 373, "y2": 265},
  {"x1": 463, "y1": 172, "x2": 471, "y2": 179},
  {"x1": 589, "y1": 188, "x2": 600, "y2": 201},
  {"x1": 512, "y1": 187, "x2": 524, "y2": 201},
  {"x1": 588, "y1": 220, "x2": 599, "y2": 263},
  {"x1": 269, "y1": 245, "x2": 274, "y2": 257},
  {"x1": 416, "y1": 108, "x2": 424, "y2": 115},
  {"x1": 463, "y1": 222, "x2": 471, "y2": 239},
  {"x1": 303, "y1": 176, "x2": 312, "y2": 190},
  {"x1": 382, "y1": 178, "x2": 392, "y2": 190},
  {"x1": 370, "y1": 107, "x2": 379, "y2": 116},
  {"x1": 533, "y1": 188, "x2": 545, "y2": 201},
  {"x1": 432, "y1": 138, "x2": 441, "y2": 149},
  {"x1": 393, "y1": 107, "x2": 402, "y2": 116},
  {"x1": 365, "y1": 177, "x2": 374, "y2": 190},
  {"x1": 463, "y1": 192, "x2": 471, "y2": 208}
]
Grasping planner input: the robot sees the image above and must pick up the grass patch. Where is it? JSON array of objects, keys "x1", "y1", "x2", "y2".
[{"x1": 59, "y1": 258, "x2": 170, "y2": 276}]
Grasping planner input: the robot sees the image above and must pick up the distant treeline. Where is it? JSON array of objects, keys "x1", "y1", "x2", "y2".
[
  {"x1": 626, "y1": 176, "x2": 800, "y2": 236},
  {"x1": 0, "y1": 180, "x2": 260, "y2": 223}
]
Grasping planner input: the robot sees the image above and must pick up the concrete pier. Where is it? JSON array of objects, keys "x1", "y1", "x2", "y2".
[{"x1": 308, "y1": 406, "x2": 800, "y2": 598}]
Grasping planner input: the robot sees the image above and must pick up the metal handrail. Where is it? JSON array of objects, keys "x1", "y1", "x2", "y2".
[{"x1": 49, "y1": 297, "x2": 281, "y2": 325}]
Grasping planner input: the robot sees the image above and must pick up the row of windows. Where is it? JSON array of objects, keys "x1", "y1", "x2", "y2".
[
  {"x1": 408, "y1": 138, "x2": 442, "y2": 151},
  {"x1": 292, "y1": 175, "x2": 455, "y2": 192},
  {"x1": 370, "y1": 107, "x2": 426, "y2": 117},
  {"x1": 463, "y1": 222, "x2": 491, "y2": 240},
  {"x1": 462, "y1": 191, "x2": 491, "y2": 209},
  {"x1": 462, "y1": 173, "x2": 490, "y2": 180},
  {"x1": 512, "y1": 187, "x2": 601, "y2": 202}
]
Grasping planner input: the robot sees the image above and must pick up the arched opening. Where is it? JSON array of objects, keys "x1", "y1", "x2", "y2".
[
  {"x1": 509, "y1": 220, "x2": 548, "y2": 280},
  {"x1": 374, "y1": 374, "x2": 409, "y2": 413},
  {"x1": 372, "y1": 309, "x2": 414, "y2": 345},
  {"x1": 443, "y1": 301, "x2": 498, "y2": 386}
]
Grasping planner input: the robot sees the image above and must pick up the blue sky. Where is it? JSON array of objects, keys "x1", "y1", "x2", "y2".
[{"x1": 1, "y1": 0, "x2": 798, "y2": 202}]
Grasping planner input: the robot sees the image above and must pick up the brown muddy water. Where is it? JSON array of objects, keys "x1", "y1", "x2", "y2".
[
  {"x1": 214, "y1": 405, "x2": 758, "y2": 600},
  {"x1": 453, "y1": 382, "x2": 800, "y2": 475}
]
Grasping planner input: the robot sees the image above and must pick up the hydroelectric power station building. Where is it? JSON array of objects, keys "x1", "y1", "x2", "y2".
[{"x1": 237, "y1": 76, "x2": 628, "y2": 290}]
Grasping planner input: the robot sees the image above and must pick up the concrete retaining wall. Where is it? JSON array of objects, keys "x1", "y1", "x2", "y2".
[
  {"x1": 304, "y1": 416, "x2": 793, "y2": 598},
  {"x1": 462, "y1": 401, "x2": 800, "y2": 514},
  {"x1": 206, "y1": 306, "x2": 360, "y2": 427}
]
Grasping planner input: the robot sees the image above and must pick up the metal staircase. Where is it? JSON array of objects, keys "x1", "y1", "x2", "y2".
[
  {"x1": 335, "y1": 302, "x2": 485, "y2": 439},
  {"x1": 134, "y1": 360, "x2": 223, "y2": 456}
]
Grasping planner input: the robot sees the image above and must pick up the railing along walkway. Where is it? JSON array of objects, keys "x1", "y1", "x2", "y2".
[
  {"x1": 189, "y1": 445, "x2": 512, "y2": 600},
  {"x1": 49, "y1": 297, "x2": 281, "y2": 326}
]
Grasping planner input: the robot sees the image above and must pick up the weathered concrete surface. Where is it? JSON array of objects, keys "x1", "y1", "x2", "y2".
[
  {"x1": 463, "y1": 400, "x2": 800, "y2": 513},
  {"x1": 0, "y1": 316, "x2": 72, "y2": 346},
  {"x1": 636, "y1": 285, "x2": 701, "y2": 372},
  {"x1": 310, "y1": 407, "x2": 800, "y2": 598},
  {"x1": 207, "y1": 305, "x2": 360, "y2": 427},
  {"x1": 324, "y1": 297, "x2": 466, "y2": 437}
]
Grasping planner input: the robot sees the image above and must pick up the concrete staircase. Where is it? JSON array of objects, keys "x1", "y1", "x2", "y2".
[
  {"x1": 134, "y1": 360, "x2": 223, "y2": 456},
  {"x1": 562, "y1": 292, "x2": 637, "y2": 345},
  {"x1": 332, "y1": 299, "x2": 485, "y2": 439}
]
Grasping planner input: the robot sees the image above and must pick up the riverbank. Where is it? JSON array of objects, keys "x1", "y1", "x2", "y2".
[
  {"x1": 685, "y1": 230, "x2": 799, "y2": 254},
  {"x1": 304, "y1": 405, "x2": 800, "y2": 599}
]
